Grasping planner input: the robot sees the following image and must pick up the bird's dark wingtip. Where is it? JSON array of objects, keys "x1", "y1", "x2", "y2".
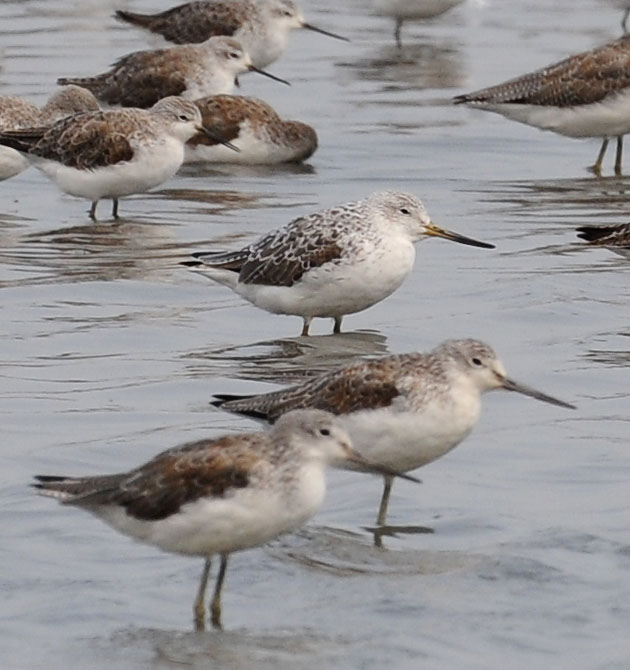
[{"x1": 575, "y1": 225, "x2": 605, "y2": 242}]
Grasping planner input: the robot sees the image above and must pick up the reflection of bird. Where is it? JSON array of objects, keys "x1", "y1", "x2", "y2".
[
  {"x1": 57, "y1": 36, "x2": 288, "y2": 109},
  {"x1": 373, "y1": 0, "x2": 466, "y2": 48},
  {"x1": 186, "y1": 94, "x2": 317, "y2": 164},
  {"x1": 212, "y1": 339, "x2": 576, "y2": 527},
  {"x1": 115, "y1": 0, "x2": 347, "y2": 68},
  {"x1": 0, "y1": 97, "x2": 214, "y2": 220},
  {"x1": 577, "y1": 223, "x2": 630, "y2": 247},
  {"x1": 454, "y1": 35, "x2": 630, "y2": 176},
  {"x1": 0, "y1": 86, "x2": 99, "y2": 181},
  {"x1": 33, "y1": 409, "x2": 414, "y2": 630},
  {"x1": 183, "y1": 191, "x2": 494, "y2": 336}
]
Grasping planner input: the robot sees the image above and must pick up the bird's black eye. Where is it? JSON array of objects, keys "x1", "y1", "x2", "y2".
[
  {"x1": 399, "y1": 207, "x2": 410, "y2": 215},
  {"x1": 228, "y1": 51, "x2": 240, "y2": 59},
  {"x1": 319, "y1": 428, "x2": 331, "y2": 436},
  {"x1": 178, "y1": 114, "x2": 189, "y2": 121},
  {"x1": 472, "y1": 357, "x2": 482, "y2": 366}
]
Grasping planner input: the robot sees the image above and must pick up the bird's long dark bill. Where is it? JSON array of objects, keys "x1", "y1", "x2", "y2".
[
  {"x1": 346, "y1": 451, "x2": 420, "y2": 483},
  {"x1": 303, "y1": 22, "x2": 350, "y2": 41},
  {"x1": 248, "y1": 65, "x2": 290, "y2": 86},
  {"x1": 198, "y1": 125, "x2": 240, "y2": 152},
  {"x1": 502, "y1": 377, "x2": 576, "y2": 409},
  {"x1": 426, "y1": 223, "x2": 495, "y2": 249}
]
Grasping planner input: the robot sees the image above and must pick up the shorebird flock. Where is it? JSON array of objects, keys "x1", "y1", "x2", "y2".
[{"x1": 16, "y1": 0, "x2": 630, "y2": 631}]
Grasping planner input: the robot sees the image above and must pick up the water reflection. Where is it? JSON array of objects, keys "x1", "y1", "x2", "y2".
[
  {"x1": 182, "y1": 330, "x2": 390, "y2": 383},
  {"x1": 267, "y1": 526, "x2": 482, "y2": 576},
  {"x1": 481, "y1": 177, "x2": 630, "y2": 219},
  {"x1": 178, "y1": 162, "x2": 317, "y2": 180},
  {"x1": 93, "y1": 626, "x2": 357, "y2": 670},
  {"x1": 583, "y1": 330, "x2": 630, "y2": 367},
  {"x1": 2, "y1": 220, "x2": 177, "y2": 285},
  {"x1": 343, "y1": 40, "x2": 466, "y2": 93}
]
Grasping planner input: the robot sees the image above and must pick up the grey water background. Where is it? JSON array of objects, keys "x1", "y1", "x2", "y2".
[{"x1": 1, "y1": 0, "x2": 630, "y2": 667}]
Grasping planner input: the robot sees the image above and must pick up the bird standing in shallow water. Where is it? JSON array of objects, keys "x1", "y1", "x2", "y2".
[
  {"x1": 0, "y1": 86, "x2": 99, "y2": 181},
  {"x1": 183, "y1": 191, "x2": 494, "y2": 336},
  {"x1": 0, "y1": 97, "x2": 231, "y2": 220},
  {"x1": 372, "y1": 0, "x2": 466, "y2": 48},
  {"x1": 212, "y1": 339, "x2": 576, "y2": 528},
  {"x1": 454, "y1": 35, "x2": 630, "y2": 176},
  {"x1": 57, "y1": 36, "x2": 288, "y2": 109},
  {"x1": 33, "y1": 409, "x2": 416, "y2": 630},
  {"x1": 114, "y1": 0, "x2": 348, "y2": 69}
]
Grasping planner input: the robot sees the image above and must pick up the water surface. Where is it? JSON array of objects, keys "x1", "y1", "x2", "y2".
[{"x1": 2, "y1": 1, "x2": 630, "y2": 668}]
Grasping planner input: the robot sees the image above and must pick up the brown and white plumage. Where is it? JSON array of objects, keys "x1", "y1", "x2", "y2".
[
  {"x1": 0, "y1": 86, "x2": 99, "y2": 181},
  {"x1": 454, "y1": 35, "x2": 630, "y2": 175},
  {"x1": 33, "y1": 409, "x2": 415, "y2": 629},
  {"x1": 186, "y1": 94, "x2": 317, "y2": 164},
  {"x1": 114, "y1": 0, "x2": 347, "y2": 69},
  {"x1": 212, "y1": 339, "x2": 575, "y2": 526},
  {"x1": 57, "y1": 36, "x2": 287, "y2": 109},
  {"x1": 183, "y1": 191, "x2": 494, "y2": 336},
  {"x1": 0, "y1": 97, "x2": 209, "y2": 220},
  {"x1": 577, "y1": 223, "x2": 630, "y2": 247}
]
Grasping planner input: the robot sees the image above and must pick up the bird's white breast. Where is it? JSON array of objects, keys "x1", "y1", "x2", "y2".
[
  {"x1": 476, "y1": 88, "x2": 630, "y2": 138},
  {"x1": 237, "y1": 233, "x2": 416, "y2": 318},
  {"x1": 339, "y1": 377, "x2": 482, "y2": 473},
  {"x1": 90, "y1": 461, "x2": 327, "y2": 557},
  {"x1": 0, "y1": 147, "x2": 30, "y2": 180}
]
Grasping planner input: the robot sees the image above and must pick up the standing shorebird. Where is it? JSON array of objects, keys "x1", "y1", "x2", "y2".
[
  {"x1": 57, "y1": 36, "x2": 288, "y2": 109},
  {"x1": 182, "y1": 191, "x2": 494, "y2": 336},
  {"x1": 186, "y1": 94, "x2": 317, "y2": 164},
  {"x1": 454, "y1": 35, "x2": 630, "y2": 176},
  {"x1": 114, "y1": 0, "x2": 348, "y2": 69},
  {"x1": 0, "y1": 97, "x2": 232, "y2": 220},
  {"x1": 33, "y1": 409, "x2": 417, "y2": 629},
  {"x1": 212, "y1": 339, "x2": 576, "y2": 527},
  {"x1": 372, "y1": 0, "x2": 466, "y2": 48},
  {"x1": 0, "y1": 86, "x2": 99, "y2": 181}
]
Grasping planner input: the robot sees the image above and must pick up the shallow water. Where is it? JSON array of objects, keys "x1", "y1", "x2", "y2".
[{"x1": 2, "y1": 0, "x2": 630, "y2": 668}]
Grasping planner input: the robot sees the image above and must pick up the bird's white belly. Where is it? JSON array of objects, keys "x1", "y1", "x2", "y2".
[
  {"x1": 92, "y1": 464, "x2": 326, "y2": 556},
  {"x1": 478, "y1": 89, "x2": 630, "y2": 138},
  {"x1": 185, "y1": 122, "x2": 296, "y2": 165},
  {"x1": 339, "y1": 398, "x2": 480, "y2": 473},
  {"x1": 35, "y1": 137, "x2": 185, "y2": 200},
  {"x1": 373, "y1": 0, "x2": 464, "y2": 19},
  {"x1": 0, "y1": 147, "x2": 30, "y2": 180},
  {"x1": 237, "y1": 241, "x2": 415, "y2": 318}
]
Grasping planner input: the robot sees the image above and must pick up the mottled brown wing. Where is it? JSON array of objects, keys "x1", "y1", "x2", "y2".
[
  {"x1": 522, "y1": 39, "x2": 630, "y2": 107},
  {"x1": 29, "y1": 113, "x2": 134, "y2": 169},
  {"x1": 144, "y1": 2, "x2": 248, "y2": 44},
  {"x1": 456, "y1": 36, "x2": 630, "y2": 107},
  {"x1": 100, "y1": 50, "x2": 189, "y2": 107},
  {"x1": 96, "y1": 435, "x2": 261, "y2": 521},
  {"x1": 577, "y1": 223, "x2": 630, "y2": 245},
  {"x1": 0, "y1": 97, "x2": 41, "y2": 130},
  {"x1": 263, "y1": 361, "x2": 402, "y2": 421},
  {"x1": 238, "y1": 218, "x2": 345, "y2": 287}
]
